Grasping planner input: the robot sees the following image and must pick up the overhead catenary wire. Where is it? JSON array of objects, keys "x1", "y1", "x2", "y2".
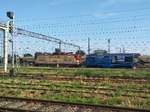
[
  {"x1": 15, "y1": 7, "x2": 150, "y2": 24},
  {"x1": 16, "y1": 27, "x2": 80, "y2": 50},
  {"x1": 1, "y1": 11, "x2": 150, "y2": 55},
  {"x1": 18, "y1": 16, "x2": 150, "y2": 29}
]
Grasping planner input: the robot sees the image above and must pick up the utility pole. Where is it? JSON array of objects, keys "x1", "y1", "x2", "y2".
[
  {"x1": 88, "y1": 38, "x2": 90, "y2": 55},
  {"x1": 119, "y1": 48, "x2": 122, "y2": 53},
  {"x1": 123, "y1": 46, "x2": 125, "y2": 53},
  {"x1": 58, "y1": 41, "x2": 61, "y2": 52},
  {"x1": 3, "y1": 26, "x2": 8, "y2": 73},
  {"x1": 108, "y1": 38, "x2": 110, "y2": 53},
  {"x1": 7, "y1": 11, "x2": 15, "y2": 76},
  {"x1": 0, "y1": 22, "x2": 8, "y2": 73}
]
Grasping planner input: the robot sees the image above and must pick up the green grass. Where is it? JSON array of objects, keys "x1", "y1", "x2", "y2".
[
  {"x1": 0, "y1": 76, "x2": 149, "y2": 109},
  {"x1": 13, "y1": 66, "x2": 150, "y2": 78},
  {"x1": 0, "y1": 66, "x2": 149, "y2": 109}
]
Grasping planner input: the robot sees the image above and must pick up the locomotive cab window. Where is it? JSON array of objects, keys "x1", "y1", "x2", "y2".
[
  {"x1": 112, "y1": 56, "x2": 117, "y2": 64},
  {"x1": 125, "y1": 56, "x2": 133, "y2": 63}
]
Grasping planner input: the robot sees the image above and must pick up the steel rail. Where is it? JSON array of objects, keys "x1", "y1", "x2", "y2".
[
  {"x1": 1, "y1": 73, "x2": 150, "y2": 82},
  {"x1": 0, "y1": 82, "x2": 149, "y2": 94},
  {"x1": 0, "y1": 85, "x2": 149, "y2": 99},
  {"x1": 16, "y1": 73, "x2": 150, "y2": 80},
  {"x1": 0, "y1": 96, "x2": 149, "y2": 112},
  {"x1": 0, "y1": 107, "x2": 37, "y2": 112},
  {"x1": 16, "y1": 72, "x2": 150, "y2": 80},
  {"x1": 16, "y1": 75, "x2": 150, "y2": 83}
]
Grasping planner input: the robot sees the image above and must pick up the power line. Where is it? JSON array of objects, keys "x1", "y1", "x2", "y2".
[
  {"x1": 18, "y1": 15, "x2": 150, "y2": 29},
  {"x1": 15, "y1": 7, "x2": 150, "y2": 23},
  {"x1": 44, "y1": 28, "x2": 150, "y2": 37},
  {"x1": 16, "y1": 27, "x2": 80, "y2": 50},
  {"x1": 18, "y1": 24, "x2": 146, "y2": 31}
]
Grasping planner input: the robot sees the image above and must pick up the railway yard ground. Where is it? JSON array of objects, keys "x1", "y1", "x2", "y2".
[{"x1": 0, "y1": 67, "x2": 149, "y2": 112}]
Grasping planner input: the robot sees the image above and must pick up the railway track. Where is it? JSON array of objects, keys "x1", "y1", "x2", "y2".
[
  {"x1": 4, "y1": 73, "x2": 149, "y2": 83},
  {"x1": 0, "y1": 82, "x2": 149, "y2": 99},
  {"x1": 0, "y1": 81, "x2": 149, "y2": 94},
  {"x1": 1, "y1": 73, "x2": 150, "y2": 83},
  {"x1": 18, "y1": 73, "x2": 150, "y2": 80},
  {"x1": 0, "y1": 96, "x2": 149, "y2": 112}
]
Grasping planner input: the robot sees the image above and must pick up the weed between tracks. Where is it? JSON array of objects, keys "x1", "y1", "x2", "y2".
[
  {"x1": 0, "y1": 67, "x2": 149, "y2": 109},
  {"x1": 16, "y1": 67, "x2": 150, "y2": 77}
]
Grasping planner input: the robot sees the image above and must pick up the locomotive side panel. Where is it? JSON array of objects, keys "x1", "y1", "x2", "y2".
[{"x1": 34, "y1": 54, "x2": 80, "y2": 66}]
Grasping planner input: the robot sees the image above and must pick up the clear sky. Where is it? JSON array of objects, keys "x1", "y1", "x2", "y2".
[{"x1": 0, "y1": 0, "x2": 150, "y2": 55}]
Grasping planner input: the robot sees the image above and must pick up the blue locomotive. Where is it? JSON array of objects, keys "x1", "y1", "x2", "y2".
[{"x1": 84, "y1": 51, "x2": 140, "y2": 68}]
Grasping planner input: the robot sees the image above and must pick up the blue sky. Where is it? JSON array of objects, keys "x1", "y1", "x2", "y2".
[{"x1": 0, "y1": 0, "x2": 150, "y2": 55}]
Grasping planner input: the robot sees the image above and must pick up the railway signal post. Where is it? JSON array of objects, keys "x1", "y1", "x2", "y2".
[{"x1": 7, "y1": 11, "x2": 16, "y2": 76}]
